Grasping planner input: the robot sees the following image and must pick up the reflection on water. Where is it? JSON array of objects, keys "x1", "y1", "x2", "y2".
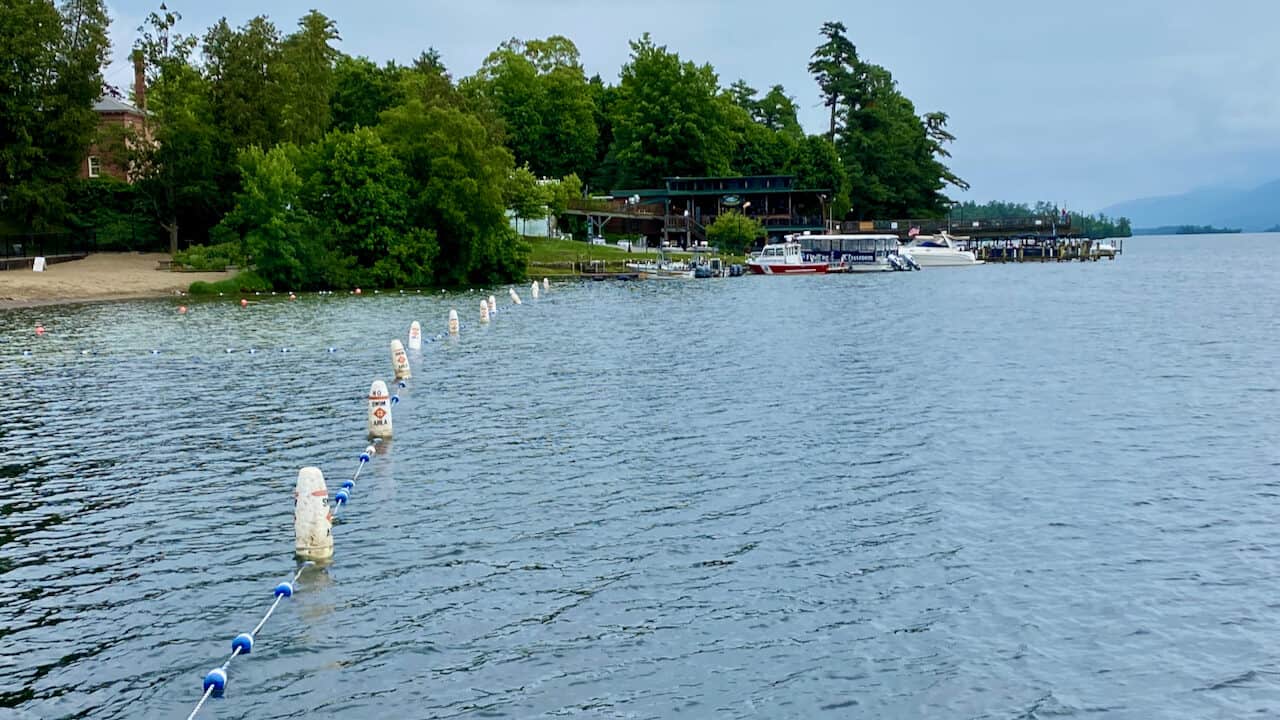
[{"x1": 1, "y1": 235, "x2": 1279, "y2": 718}]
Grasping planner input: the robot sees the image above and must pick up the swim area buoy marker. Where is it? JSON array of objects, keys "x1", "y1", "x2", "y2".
[
  {"x1": 293, "y1": 467, "x2": 333, "y2": 560},
  {"x1": 448, "y1": 309, "x2": 459, "y2": 335},
  {"x1": 509, "y1": 288, "x2": 521, "y2": 305},
  {"x1": 367, "y1": 380, "x2": 393, "y2": 439},
  {"x1": 390, "y1": 339, "x2": 411, "y2": 381},
  {"x1": 543, "y1": 277, "x2": 549, "y2": 292},
  {"x1": 531, "y1": 281, "x2": 539, "y2": 300},
  {"x1": 408, "y1": 321, "x2": 422, "y2": 350},
  {"x1": 488, "y1": 295, "x2": 497, "y2": 316},
  {"x1": 480, "y1": 299, "x2": 490, "y2": 323}
]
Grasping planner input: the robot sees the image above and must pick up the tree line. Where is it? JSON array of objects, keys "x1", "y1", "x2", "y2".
[
  {"x1": 2, "y1": 4, "x2": 977, "y2": 288},
  {"x1": 952, "y1": 200, "x2": 1132, "y2": 239}
]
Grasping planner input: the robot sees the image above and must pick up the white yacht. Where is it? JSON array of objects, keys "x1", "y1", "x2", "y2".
[{"x1": 899, "y1": 232, "x2": 983, "y2": 267}]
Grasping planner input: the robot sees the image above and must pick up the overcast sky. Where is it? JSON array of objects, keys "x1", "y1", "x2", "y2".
[{"x1": 104, "y1": 0, "x2": 1280, "y2": 212}]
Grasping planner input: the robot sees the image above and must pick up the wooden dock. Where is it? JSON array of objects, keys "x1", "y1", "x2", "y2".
[
  {"x1": 967, "y1": 237, "x2": 1122, "y2": 262},
  {"x1": 827, "y1": 216, "x2": 1123, "y2": 262}
]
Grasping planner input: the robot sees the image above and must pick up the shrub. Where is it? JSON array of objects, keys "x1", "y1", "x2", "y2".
[
  {"x1": 174, "y1": 242, "x2": 246, "y2": 271},
  {"x1": 188, "y1": 270, "x2": 272, "y2": 295}
]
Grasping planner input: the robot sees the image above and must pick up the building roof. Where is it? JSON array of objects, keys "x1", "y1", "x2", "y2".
[
  {"x1": 93, "y1": 96, "x2": 144, "y2": 115},
  {"x1": 663, "y1": 174, "x2": 795, "y2": 181}
]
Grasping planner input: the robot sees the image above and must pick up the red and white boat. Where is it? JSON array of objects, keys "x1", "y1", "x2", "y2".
[{"x1": 746, "y1": 242, "x2": 829, "y2": 275}]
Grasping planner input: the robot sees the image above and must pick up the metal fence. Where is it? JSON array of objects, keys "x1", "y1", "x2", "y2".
[{"x1": 0, "y1": 231, "x2": 95, "y2": 259}]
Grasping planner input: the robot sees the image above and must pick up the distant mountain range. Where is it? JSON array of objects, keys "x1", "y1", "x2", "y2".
[{"x1": 1100, "y1": 179, "x2": 1280, "y2": 232}]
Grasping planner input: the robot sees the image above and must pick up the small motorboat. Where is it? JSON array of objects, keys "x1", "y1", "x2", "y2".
[
  {"x1": 899, "y1": 232, "x2": 983, "y2": 267},
  {"x1": 746, "y1": 242, "x2": 829, "y2": 275}
]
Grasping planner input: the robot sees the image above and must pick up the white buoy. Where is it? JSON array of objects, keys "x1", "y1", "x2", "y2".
[
  {"x1": 408, "y1": 321, "x2": 422, "y2": 350},
  {"x1": 448, "y1": 308, "x2": 459, "y2": 335},
  {"x1": 543, "y1": 277, "x2": 549, "y2": 292},
  {"x1": 294, "y1": 467, "x2": 333, "y2": 560},
  {"x1": 480, "y1": 299, "x2": 490, "y2": 323},
  {"x1": 367, "y1": 380, "x2": 393, "y2": 438},
  {"x1": 509, "y1": 288, "x2": 522, "y2": 305},
  {"x1": 390, "y1": 339, "x2": 411, "y2": 380},
  {"x1": 531, "y1": 281, "x2": 539, "y2": 300},
  {"x1": 488, "y1": 295, "x2": 497, "y2": 315}
]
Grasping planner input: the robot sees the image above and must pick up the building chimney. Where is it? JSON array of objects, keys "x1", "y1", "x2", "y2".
[{"x1": 132, "y1": 49, "x2": 146, "y2": 112}]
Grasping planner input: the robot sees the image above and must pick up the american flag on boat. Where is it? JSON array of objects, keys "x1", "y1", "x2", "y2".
[{"x1": 908, "y1": 226, "x2": 920, "y2": 237}]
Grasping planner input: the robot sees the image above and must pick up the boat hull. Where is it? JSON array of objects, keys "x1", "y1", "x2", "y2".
[
  {"x1": 900, "y1": 249, "x2": 983, "y2": 267},
  {"x1": 747, "y1": 262, "x2": 830, "y2": 275}
]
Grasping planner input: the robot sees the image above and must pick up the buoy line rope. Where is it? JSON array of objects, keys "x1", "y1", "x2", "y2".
[
  {"x1": 181, "y1": 283, "x2": 548, "y2": 717},
  {"x1": 185, "y1": 562, "x2": 313, "y2": 720},
  {"x1": 330, "y1": 445, "x2": 376, "y2": 523}
]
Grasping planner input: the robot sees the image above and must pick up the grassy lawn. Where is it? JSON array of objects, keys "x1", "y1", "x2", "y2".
[{"x1": 527, "y1": 236, "x2": 638, "y2": 264}]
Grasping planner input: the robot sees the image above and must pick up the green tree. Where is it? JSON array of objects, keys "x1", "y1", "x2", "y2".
[
  {"x1": 504, "y1": 163, "x2": 552, "y2": 236},
  {"x1": 0, "y1": 0, "x2": 111, "y2": 229},
  {"x1": 299, "y1": 127, "x2": 432, "y2": 287},
  {"x1": 727, "y1": 79, "x2": 757, "y2": 112},
  {"x1": 278, "y1": 10, "x2": 340, "y2": 145},
  {"x1": 787, "y1": 135, "x2": 850, "y2": 218},
  {"x1": 923, "y1": 111, "x2": 968, "y2": 192},
  {"x1": 610, "y1": 34, "x2": 735, "y2": 187},
  {"x1": 133, "y1": 4, "x2": 221, "y2": 253},
  {"x1": 808, "y1": 20, "x2": 858, "y2": 141},
  {"x1": 547, "y1": 172, "x2": 582, "y2": 217},
  {"x1": 202, "y1": 16, "x2": 283, "y2": 151},
  {"x1": 215, "y1": 144, "x2": 316, "y2": 289},
  {"x1": 809, "y1": 21, "x2": 964, "y2": 219},
  {"x1": 586, "y1": 74, "x2": 617, "y2": 191},
  {"x1": 706, "y1": 210, "x2": 764, "y2": 254},
  {"x1": 379, "y1": 98, "x2": 524, "y2": 286},
  {"x1": 755, "y1": 85, "x2": 803, "y2": 138},
  {"x1": 465, "y1": 36, "x2": 597, "y2": 179},
  {"x1": 731, "y1": 112, "x2": 798, "y2": 177},
  {"x1": 330, "y1": 56, "x2": 407, "y2": 132}
]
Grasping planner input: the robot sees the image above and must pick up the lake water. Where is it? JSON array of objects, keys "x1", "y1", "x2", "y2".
[{"x1": 1, "y1": 234, "x2": 1278, "y2": 719}]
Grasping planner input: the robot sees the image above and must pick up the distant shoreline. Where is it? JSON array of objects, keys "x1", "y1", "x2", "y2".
[{"x1": 1131, "y1": 226, "x2": 1243, "y2": 236}]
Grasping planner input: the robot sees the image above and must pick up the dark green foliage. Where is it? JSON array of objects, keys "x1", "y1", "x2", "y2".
[
  {"x1": 330, "y1": 56, "x2": 406, "y2": 132},
  {"x1": 807, "y1": 21, "x2": 965, "y2": 219},
  {"x1": 278, "y1": 11, "x2": 340, "y2": 145},
  {"x1": 610, "y1": 34, "x2": 735, "y2": 187},
  {"x1": 380, "y1": 99, "x2": 525, "y2": 286},
  {"x1": 464, "y1": 36, "x2": 597, "y2": 179},
  {"x1": 65, "y1": 179, "x2": 165, "y2": 250},
  {"x1": 188, "y1": 270, "x2": 271, "y2": 294},
  {"x1": 0, "y1": 0, "x2": 111, "y2": 230},
  {"x1": 172, "y1": 240, "x2": 244, "y2": 270}
]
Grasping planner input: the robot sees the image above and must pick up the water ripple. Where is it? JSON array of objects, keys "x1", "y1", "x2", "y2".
[{"x1": 2, "y1": 236, "x2": 1279, "y2": 718}]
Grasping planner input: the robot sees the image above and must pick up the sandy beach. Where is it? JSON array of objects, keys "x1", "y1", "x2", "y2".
[{"x1": 0, "y1": 253, "x2": 233, "y2": 308}]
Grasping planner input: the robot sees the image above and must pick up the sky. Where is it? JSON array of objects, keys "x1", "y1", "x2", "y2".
[{"x1": 102, "y1": 0, "x2": 1280, "y2": 212}]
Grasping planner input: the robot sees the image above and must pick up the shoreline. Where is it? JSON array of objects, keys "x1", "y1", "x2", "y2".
[
  {"x1": 0, "y1": 292, "x2": 182, "y2": 310},
  {"x1": 0, "y1": 253, "x2": 232, "y2": 310}
]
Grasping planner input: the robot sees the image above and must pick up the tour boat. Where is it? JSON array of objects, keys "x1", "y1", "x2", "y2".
[
  {"x1": 899, "y1": 232, "x2": 983, "y2": 267},
  {"x1": 797, "y1": 233, "x2": 904, "y2": 272},
  {"x1": 746, "y1": 242, "x2": 829, "y2": 275}
]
